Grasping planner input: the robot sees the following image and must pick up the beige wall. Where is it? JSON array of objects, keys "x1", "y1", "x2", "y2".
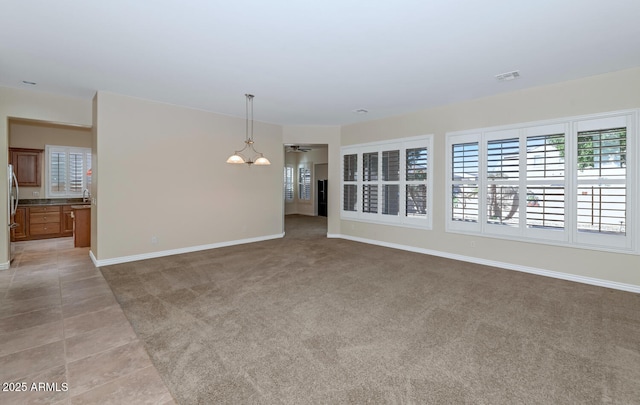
[
  {"x1": 9, "y1": 119, "x2": 92, "y2": 199},
  {"x1": 340, "y1": 67, "x2": 640, "y2": 287},
  {"x1": 283, "y1": 126, "x2": 340, "y2": 234},
  {"x1": 94, "y1": 92, "x2": 284, "y2": 261},
  {"x1": 0, "y1": 86, "x2": 92, "y2": 268}
]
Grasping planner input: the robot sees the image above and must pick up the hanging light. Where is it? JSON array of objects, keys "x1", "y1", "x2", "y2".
[{"x1": 226, "y1": 94, "x2": 271, "y2": 166}]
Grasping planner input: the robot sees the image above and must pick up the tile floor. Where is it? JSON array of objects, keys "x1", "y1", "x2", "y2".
[{"x1": 0, "y1": 238, "x2": 176, "y2": 405}]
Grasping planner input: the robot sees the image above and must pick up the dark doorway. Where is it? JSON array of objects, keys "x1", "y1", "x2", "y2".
[{"x1": 317, "y1": 180, "x2": 327, "y2": 217}]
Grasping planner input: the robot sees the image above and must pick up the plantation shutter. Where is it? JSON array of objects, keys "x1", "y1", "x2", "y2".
[
  {"x1": 343, "y1": 154, "x2": 357, "y2": 212},
  {"x1": 49, "y1": 148, "x2": 67, "y2": 195},
  {"x1": 362, "y1": 152, "x2": 378, "y2": 213},
  {"x1": 46, "y1": 146, "x2": 91, "y2": 198},
  {"x1": 486, "y1": 137, "x2": 520, "y2": 227},
  {"x1": 526, "y1": 133, "x2": 565, "y2": 230},
  {"x1": 451, "y1": 142, "x2": 479, "y2": 222},
  {"x1": 576, "y1": 127, "x2": 626, "y2": 235},
  {"x1": 381, "y1": 150, "x2": 399, "y2": 216},
  {"x1": 406, "y1": 147, "x2": 427, "y2": 218}
]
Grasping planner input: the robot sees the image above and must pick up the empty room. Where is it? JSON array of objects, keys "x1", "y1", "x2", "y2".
[{"x1": 1, "y1": 1, "x2": 639, "y2": 404}]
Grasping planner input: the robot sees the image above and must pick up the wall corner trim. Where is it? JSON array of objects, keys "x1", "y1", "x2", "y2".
[{"x1": 334, "y1": 234, "x2": 640, "y2": 294}]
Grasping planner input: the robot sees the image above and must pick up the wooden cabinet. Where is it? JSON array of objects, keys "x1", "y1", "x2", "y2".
[
  {"x1": 73, "y1": 207, "x2": 91, "y2": 248},
  {"x1": 9, "y1": 148, "x2": 43, "y2": 187},
  {"x1": 11, "y1": 204, "x2": 77, "y2": 241},
  {"x1": 62, "y1": 206, "x2": 74, "y2": 235},
  {"x1": 29, "y1": 206, "x2": 61, "y2": 236},
  {"x1": 11, "y1": 207, "x2": 28, "y2": 241}
]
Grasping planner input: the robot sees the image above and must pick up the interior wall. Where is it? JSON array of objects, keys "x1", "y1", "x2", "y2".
[
  {"x1": 0, "y1": 86, "x2": 92, "y2": 268},
  {"x1": 9, "y1": 119, "x2": 92, "y2": 199},
  {"x1": 340, "y1": 67, "x2": 640, "y2": 288},
  {"x1": 94, "y1": 92, "x2": 284, "y2": 262},
  {"x1": 283, "y1": 126, "x2": 340, "y2": 234},
  {"x1": 315, "y1": 163, "x2": 328, "y2": 180}
]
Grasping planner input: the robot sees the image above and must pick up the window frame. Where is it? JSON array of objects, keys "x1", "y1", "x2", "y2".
[
  {"x1": 445, "y1": 109, "x2": 637, "y2": 254},
  {"x1": 298, "y1": 163, "x2": 312, "y2": 202},
  {"x1": 284, "y1": 165, "x2": 294, "y2": 202},
  {"x1": 45, "y1": 145, "x2": 92, "y2": 199},
  {"x1": 341, "y1": 135, "x2": 433, "y2": 229}
]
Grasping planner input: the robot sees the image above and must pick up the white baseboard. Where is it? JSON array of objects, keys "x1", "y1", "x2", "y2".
[
  {"x1": 0, "y1": 261, "x2": 9, "y2": 270},
  {"x1": 334, "y1": 234, "x2": 640, "y2": 294},
  {"x1": 89, "y1": 250, "x2": 99, "y2": 267},
  {"x1": 92, "y1": 233, "x2": 285, "y2": 267}
]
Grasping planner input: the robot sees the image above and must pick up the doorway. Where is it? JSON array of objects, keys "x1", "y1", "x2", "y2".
[
  {"x1": 7, "y1": 118, "x2": 93, "y2": 266},
  {"x1": 316, "y1": 163, "x2": 328, "y2": 217},
  {"x1": 283, "y1": 144, "x2": 328, "y2": 232}
]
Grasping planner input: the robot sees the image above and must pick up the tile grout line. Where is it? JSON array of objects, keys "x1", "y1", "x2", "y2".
[{"x1": 57, "y1": 243, "x2": 73, "y2": 404}]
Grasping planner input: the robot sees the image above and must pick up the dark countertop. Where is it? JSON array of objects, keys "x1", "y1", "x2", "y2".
[{"x1": 18, "y1": 198, "x2": 85, "y2": 207}]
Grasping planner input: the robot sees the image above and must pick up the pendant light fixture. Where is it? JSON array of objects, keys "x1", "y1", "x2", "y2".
[{"x1": 226, "y1": 94, "x2": 271, "y2": 166}]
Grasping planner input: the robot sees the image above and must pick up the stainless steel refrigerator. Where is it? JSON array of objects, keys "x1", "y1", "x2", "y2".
[{"x1": 8, "y1": 164, "x2": 19, "y2": 263}]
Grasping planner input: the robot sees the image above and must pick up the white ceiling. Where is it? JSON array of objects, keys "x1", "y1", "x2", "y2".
[{"x1": 2, "y1": 0, "x2": 640, "y2": 126}]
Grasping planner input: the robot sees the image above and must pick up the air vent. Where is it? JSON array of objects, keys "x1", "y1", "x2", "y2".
[
  {"x1": 353, "y1": 108, "x2": 369, "y2": 114},
  {"x1": 495, "y1": 70, "x2": 520, "y2": 81}
]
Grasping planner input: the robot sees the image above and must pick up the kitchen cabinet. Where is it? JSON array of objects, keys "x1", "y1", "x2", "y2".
[
  {"x1": 29, "y1": 206, "x2": 61, "y2": 236},
  {"x1": 62, "y1": 205, "x2": 74, "y2": 235},
  {"x1": 9, "y1": 148, "x2": 43, "y2": 187},
  {"x1": 11, "y1": 207, "x2": 28, "y2": 241},
  {"x1": 11, "y1": 204, "x2": 77, "y2": 241},
  {"x1": 72, "y1": 206, "x2": 91, "y2": 248}
]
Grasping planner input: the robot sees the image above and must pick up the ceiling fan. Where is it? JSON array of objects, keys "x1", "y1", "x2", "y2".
[{"x1": 285, "y1": 145, "x2": 312, "y2": 153}]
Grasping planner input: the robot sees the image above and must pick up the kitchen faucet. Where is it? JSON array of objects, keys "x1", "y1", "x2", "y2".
[{"x1": 83, "y1": 189, "x2": 91, "y2": 203}]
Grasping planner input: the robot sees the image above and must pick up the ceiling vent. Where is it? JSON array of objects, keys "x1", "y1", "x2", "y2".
[
  {"x1": 495, "y1": 70, "x2": 520, "y2": 81},
  {"x1": 352, "y1": 108, "x2": 369, "y2": 114}
]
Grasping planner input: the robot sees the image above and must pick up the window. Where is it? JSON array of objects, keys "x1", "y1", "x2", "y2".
[
  {"x1": 284, "y1": 165, "x2": 294, "y2": 202},
  {"x1": 446, "y1": 110, "x2": 637, "y2": 252},
  {"x1": 451, "y1": 140, "x2": 479, "y2": 223},
  {"x1": 406, "y1": 147, "x2": 428, "y2": 218},
  {"x1": 574, "y1": 116, "x2": 630, "y2": 249},
  {"x1": 576, "y1": 127, "x2": 626, "y2": 235},
  {"x1": 298, "y1": 164, "x2": 311, "y2": 201},
  {"x1": 362, "y1": 152, "x2": 378, "y2": 213},
  {"x1": 341, "y1": 135, "x2": 433, "y2": 229},
  {"x1": 382, "y1": 150, "x2": 400, "y2": 216},
  {"x1": 46, "y1": 145, "x2": 91, "y2": 198},
  {"x1": 343, "y1": 154, "x2": 357, "y2": 212},
  {"x1": 525, "y1": 131, "x2": 565, "y2": 232},
  {"x1": 486, "y1": 134, "x2": 520, "y2": 228}
]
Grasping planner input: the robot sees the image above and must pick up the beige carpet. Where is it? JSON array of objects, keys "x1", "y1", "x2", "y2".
[{"x1": 101, "y1": 215, "x2": 640, "y2": 404}]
